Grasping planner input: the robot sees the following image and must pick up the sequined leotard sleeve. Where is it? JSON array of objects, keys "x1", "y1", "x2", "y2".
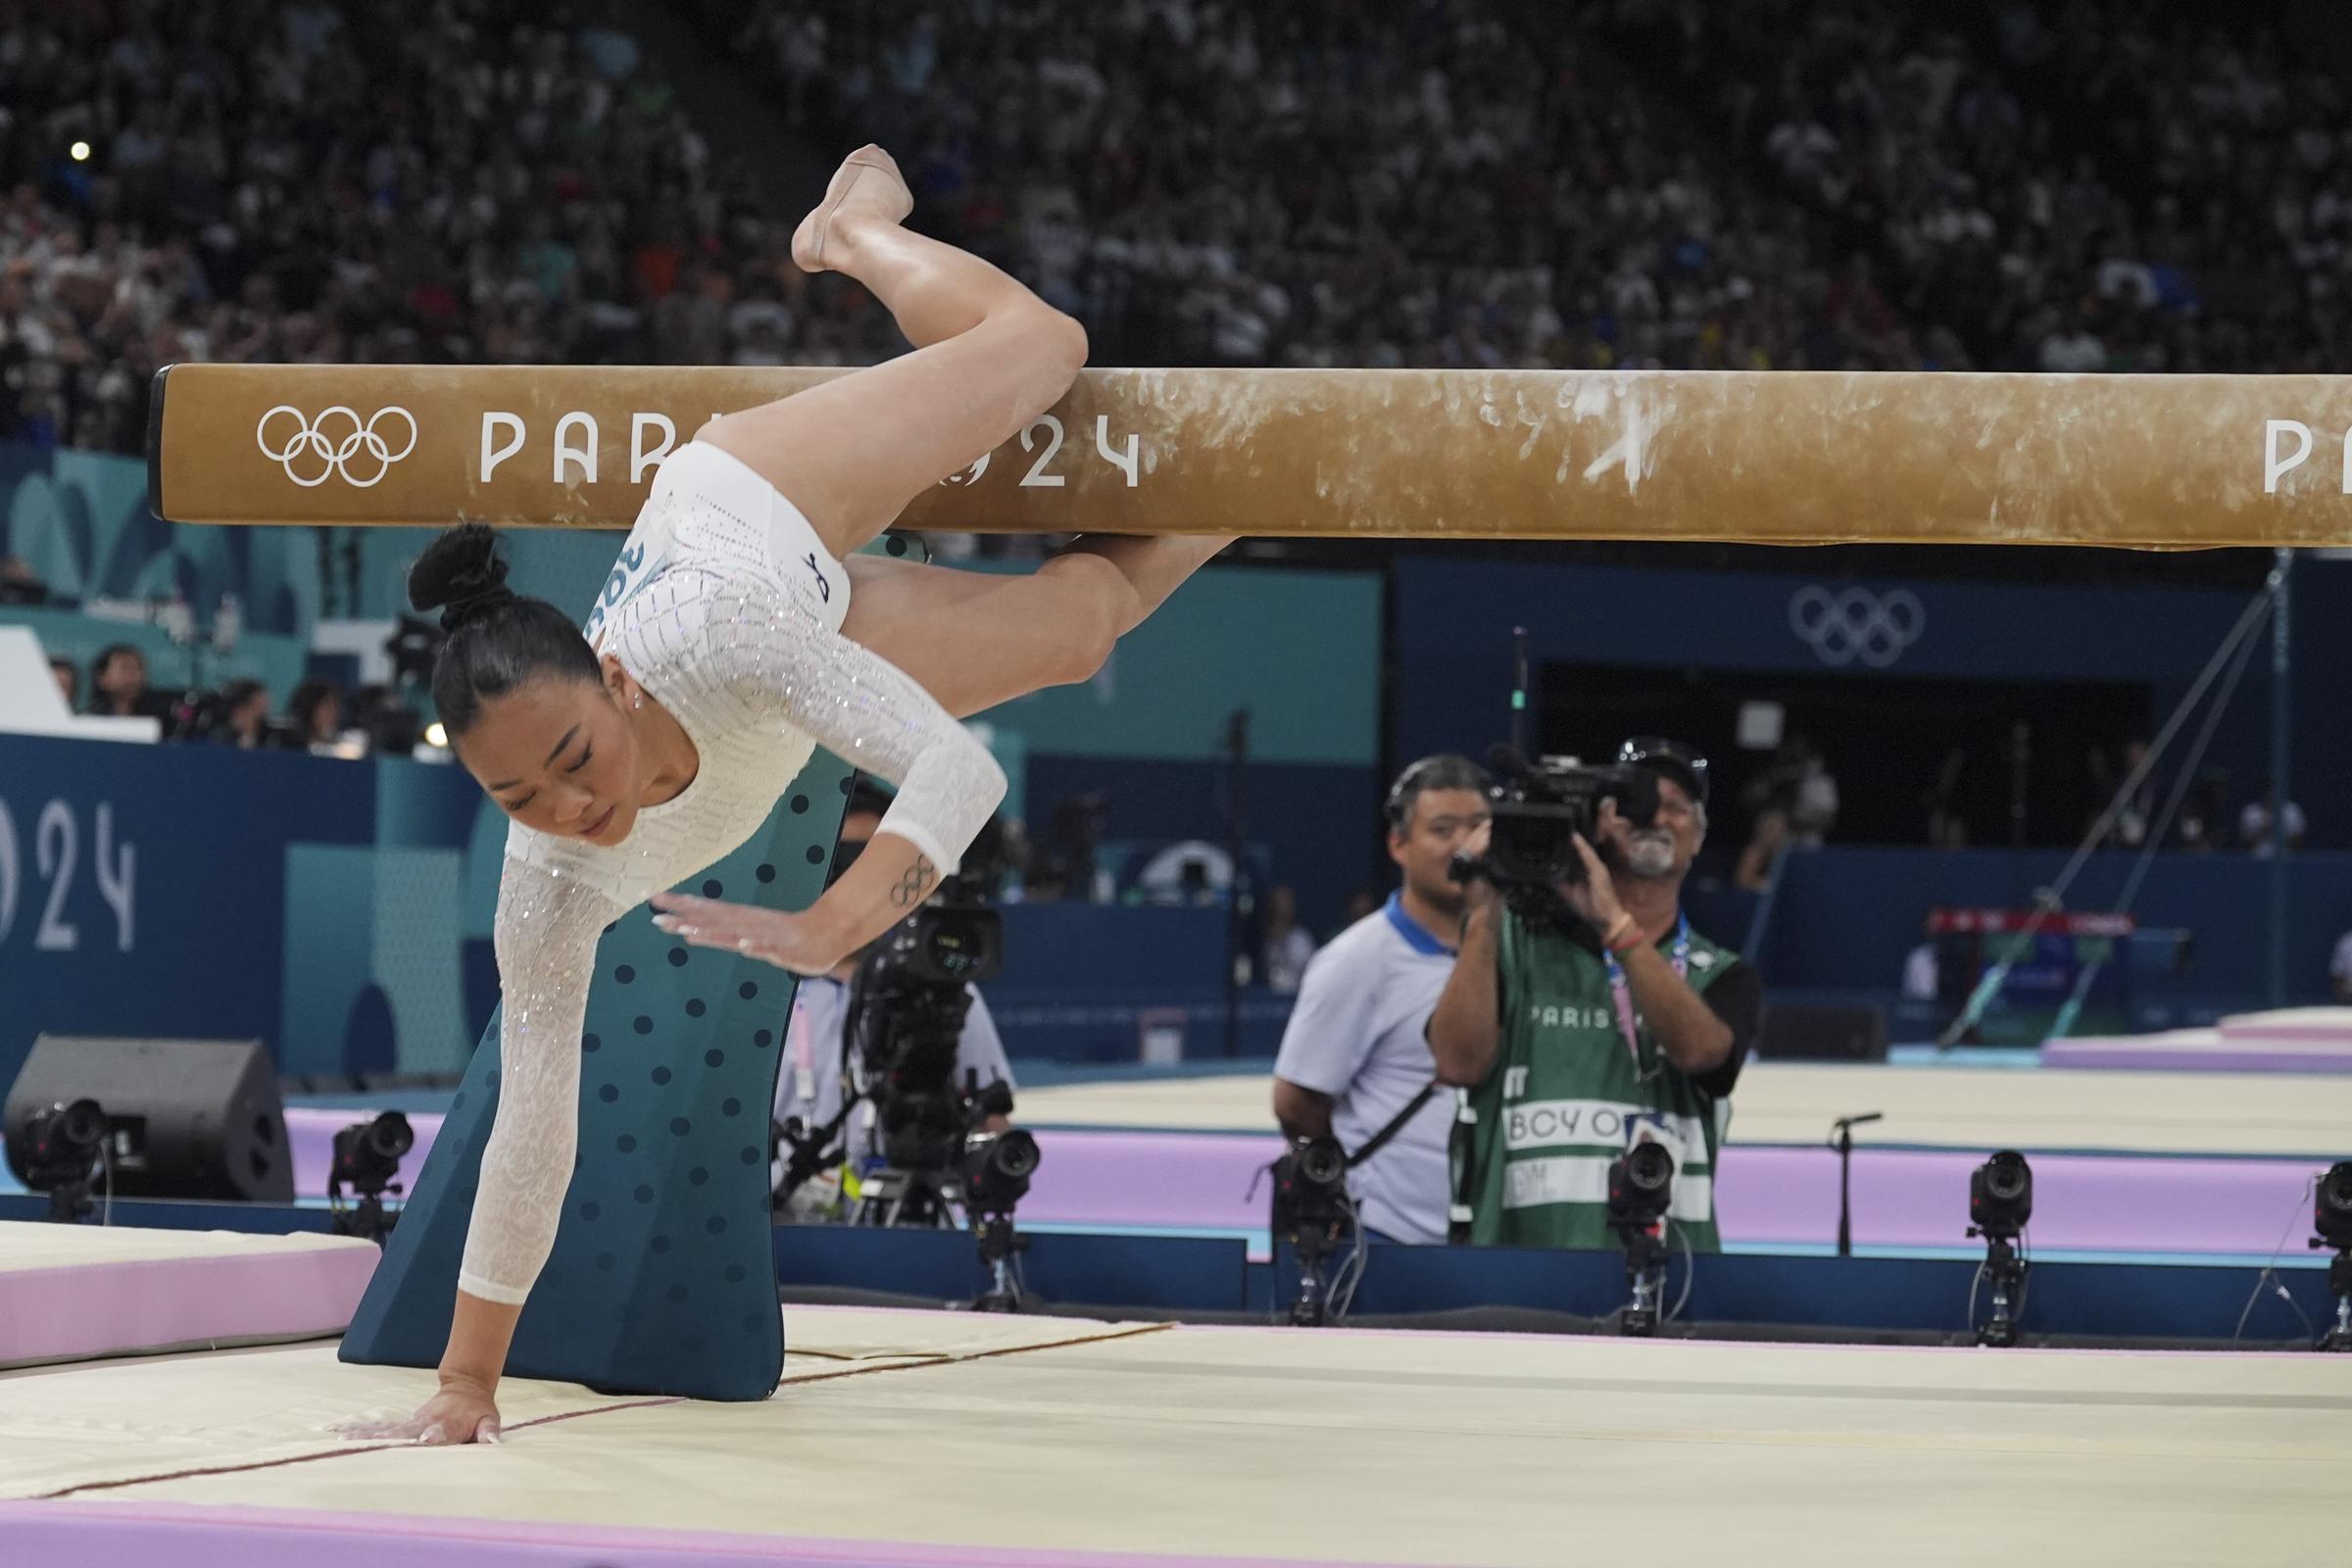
[
  {"x1": 458, "y1": 567, "x2": 1005, "y2": 1306},
  {"x1": 456, "y1": 857, "x2": 623, "y2": 1305}
]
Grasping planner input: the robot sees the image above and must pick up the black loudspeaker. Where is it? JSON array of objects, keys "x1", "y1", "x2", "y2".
[
  {"x1": 4, "y1": 1035, "x2": 293, "y2": 1201},
  {"x1": 1756, "y1": 1003, "x2": 1890, "y2": 1063}
]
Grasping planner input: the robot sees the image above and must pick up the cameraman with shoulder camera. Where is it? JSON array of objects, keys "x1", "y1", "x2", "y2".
[
  {"x1": 772, "y1": 779, "x2": 1015, "y2": 1219},
  {"x1": 1271, "y1": 755, "x2": 1489, "y2": 1246},
  {"x1": 1430, "y1": 740, "x2": 1758, "y2": 1252}
]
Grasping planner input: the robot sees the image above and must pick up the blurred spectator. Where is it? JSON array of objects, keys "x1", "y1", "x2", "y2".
[
  {"x1": 1259, "y1": 884, "x2": 1318, "y2": 996},
  {"x1": 89, "y1": 643, "x2": 171, "y2": 722},
  {"x1": 1025, "y1": 792, "x2": 1106, "y2": 902},
  {"x1": 47, "y1": 655, "x2": 77, "y2": 710},
  {"x1": 286, "y1": 676, "x2": 345, "y2": 754},
  {"x1": 211, "y1": 678, "x2": 270, "y2": 749},
  {"x1": 1902, "y1": 937, "x2": 1940, "y2": 1003},
  {"x1": 1734, "y1": 807, "x2": 1788, "y2": 893},
  {"x1": 0, "y1": 555, "x2": 46, "y2": 605},
  {"x1": 348, "y1": 683, "x2": 423, "y2": 754},
  {"x1": 1740, "y1": 735, "x2": 1840, "y2": 858},
  {"x1": 2094, "y1": 737, "x2": 2159, "y2": 849},
  {"x1": 2238, "y1": 784, "x2": 2306, "y2": 858}
]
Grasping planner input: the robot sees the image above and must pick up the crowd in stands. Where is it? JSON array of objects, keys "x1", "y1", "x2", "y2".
[
  {"x1": 0, "y1": 0, "x2": 900, "y2": 455},
  {"x1": 1602, "y1": 0, "x2": 2348, "y2": 376},
  {"x1": 706, "y1": 0, "x2": 2335, "y2": 380},
  {"x1": 7, "y1": 0, "x2": 2337, "y2": 452},
  {"x1": 36, "y1": 628, "x2": 419, "y2": 756},
  {"x1": 4, "y1": 2, "x2": 2340, "y2": 812}
]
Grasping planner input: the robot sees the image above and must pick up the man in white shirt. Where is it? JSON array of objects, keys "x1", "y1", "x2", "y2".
[
  {"x1": 774, "y1": 781, "x2": 1015, "y2": 1217},
  {"x1": 1271, "y1": 756, "x2": 1488, "y2": 1244}
]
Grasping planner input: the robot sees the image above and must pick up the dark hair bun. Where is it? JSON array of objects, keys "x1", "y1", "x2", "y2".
[{"x1": 409, "y1": 522, "x2": 517, "y2": 633}]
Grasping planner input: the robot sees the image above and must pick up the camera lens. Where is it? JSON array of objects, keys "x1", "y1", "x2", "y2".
[
  {"x1": 1970, "y1": 1150, "x2": 2034, "y2": 1236},
  {"x1": 1984, "y1": 1152, "x2": 2028, "y2": 1202},
  {"x1": 1298, "y1": 1139, "x2": 1348, "y2": 1189},
  {"x1": 1622, "y1": 1141, "x2": 1674, "y2": 1197},
  {"x1": 363, "y1": 1112, "x2": 414, "y2": 1161},
  {"x1": 2318, "y1": 1160, "x2": 2352, "y2": 1247},
  {"x1": 981, "y1": 1129, "x2": 1040, "y2": 1182},
  {"x1": 33, "y1": 1099, "x2": 108, "y2": 1159}
]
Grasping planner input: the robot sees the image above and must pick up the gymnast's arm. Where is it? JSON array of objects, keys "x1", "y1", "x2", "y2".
[
  {"x1": 652, "y1": 585, "x2": 1006, "y2": 970},
  {"x1": 444, "y1": 859, "x2": 619, "y2": 1396}
]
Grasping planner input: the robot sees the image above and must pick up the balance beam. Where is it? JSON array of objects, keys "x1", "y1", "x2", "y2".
[{"x1": 148, "y1": 364, "x2": 2352, "y2": 546}]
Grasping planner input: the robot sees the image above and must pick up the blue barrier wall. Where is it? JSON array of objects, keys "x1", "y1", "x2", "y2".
[
  {"x1": 1, "y1": 442, "x2": 322, "y2": 636},
  {"x1": 1759, "y1": 845, "x2": 2352, "y2": 1010},
  {"x1": 1388, "y1": 556, "x2": 2352, "y2": 849},
  {"x1": 10, "y1": 731, "x2": 2350, "y2": 1084},
  {"x1": 0, "y1": 734, "x2": 484, "y2": 1093},
  {"x1": 0, "y1": 734, "x2": 1296, "y2": 1086}
]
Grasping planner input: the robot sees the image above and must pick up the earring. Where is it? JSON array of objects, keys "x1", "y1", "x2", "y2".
[{"x1": 632, "y1": 693, "x2": 642, "y2": 710}]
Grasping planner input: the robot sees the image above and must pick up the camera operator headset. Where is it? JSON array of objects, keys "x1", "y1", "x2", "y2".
[
  {"x1": 1271, "y1": 755, "x2": 1489, "y2": 1246},
  {"x1": 772, "y1": 778, "x2": 1015, "y2": 1219},
  {"x1": 1428, "y1": 739, "x2": 1760, "y2": 1253}
]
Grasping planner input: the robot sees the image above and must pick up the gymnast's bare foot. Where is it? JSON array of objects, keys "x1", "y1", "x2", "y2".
[{"x1": 792, "y1": 144, "x2": 913, "y2": 274}]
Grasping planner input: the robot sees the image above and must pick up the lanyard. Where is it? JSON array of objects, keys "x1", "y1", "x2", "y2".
[{"x1": 1603, "y1": 913, "x2": 1690, "y2": 1074}]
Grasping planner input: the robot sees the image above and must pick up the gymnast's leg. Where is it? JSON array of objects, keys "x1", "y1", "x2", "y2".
[
  {"x1": 701, "y1": 144, "x2": 1235, "y2": 717},
  {"x1": 838, "y1": 535, "x2": 1230, "y2": 720},
  {"x1": 697, "y1": 144, "x2": 1079, "y2": 558}
]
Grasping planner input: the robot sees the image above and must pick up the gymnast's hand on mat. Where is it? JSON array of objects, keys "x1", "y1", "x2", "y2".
[
  {"x1": 650, "y1": 892, "x2": 844, "y2": 976},
  {"x1": 337, "y1": 1381, "x2": 503, "y2": 1446}
]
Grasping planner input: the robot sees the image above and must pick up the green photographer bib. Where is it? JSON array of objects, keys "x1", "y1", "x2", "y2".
[{"x1": 1450, "y1": 909, "x2": 1738, "y2": 1252}]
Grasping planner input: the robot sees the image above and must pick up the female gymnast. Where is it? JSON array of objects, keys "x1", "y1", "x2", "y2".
[{"x1": 346, "y1": 147, "x2": 1230, "y2": 1446}]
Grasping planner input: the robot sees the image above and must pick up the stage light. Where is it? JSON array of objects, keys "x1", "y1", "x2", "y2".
[
  {"x1": 17, "y1": 1098, "x2": 108, "y2": 1222},
  {"x1": 961, "y1": 1127, "x2": 1039, "y2": 1215},
  {"x1": 962, "y1": 1126, "x2": 1043, "y2": 1315},
  {"x1": 2315, "y1": 1161, "x2": 2352, "y2": 1250},
  {"x1": 1969, "y1": 1149, "x2": 2033, "y2": 1239},
  {"x1": 1606, "y1": 1141, "x2": 1675, "y2": 1232},
  {"x1": 1269, "y1": 1133, "x2": 1352, "y2": 1327},
  {"x1": 2314, "y1": 1160, "x2": 2352, "y2": 1352},
  {"x1": 328, "y1": 1112, "x2": 412, "y2": 1245},
  {"x1": 1606, "y1": 1140, "x2": 1677, "y2": 1337},
  {"x1": 424, "y1": 721, "x2": 448, "y2": 748},
  {"x1": 69, "y1": 140, "x2": 90, "y2": 163},
  {"x1": 1967, "y1": 1151, "x2": 2034, "y2": 1347}
]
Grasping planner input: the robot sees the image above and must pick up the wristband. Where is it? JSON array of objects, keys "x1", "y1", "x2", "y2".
[{"x1": 1603, "y1": 913, "x2": 1641, "y2": 953}]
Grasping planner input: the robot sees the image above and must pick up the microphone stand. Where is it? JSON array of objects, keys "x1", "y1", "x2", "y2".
[{"x1": 1829, "y1": 1112, "x2": 1883, "y2": 1258}]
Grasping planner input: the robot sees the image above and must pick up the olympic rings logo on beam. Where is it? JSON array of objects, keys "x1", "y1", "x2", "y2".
[
  {"x1": 1788, "y1": 586, "x2": 1925, "y2": 668},
  {"x1": 255, "y1": 406, "x2": 418, "y2": 488}
]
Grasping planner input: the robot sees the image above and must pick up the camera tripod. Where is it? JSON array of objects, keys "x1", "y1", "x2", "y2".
[
  {"x1": 2317, "y1": 1245, "x2": 2352, "y2": 1352},
  {"x1": 330, "y1": 1191, "x2": 401, "y2": 1247},
  {"x1": 853, "y1": 1162, "x2": 1031, "y2": 1312},
  {"x1": 1285, "y1": 1216, "x2": 1355, "y2": 1328},
  {"x1": 1971, "y1": 1227, "x2": 2029, "y2": 1348},
  {"x1": 1612, "y1": 1220, "x2": 1671, "y2": 1337}
]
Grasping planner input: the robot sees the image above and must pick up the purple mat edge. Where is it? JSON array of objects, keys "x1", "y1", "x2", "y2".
[
  {"x1": 2037, "y1": 1042, "x2": 2352, "y2": 1072},
  {"x1": 283, "y1": 1111, "x2": 2332, "y2": 1256},
  {"x1": 0, "y1": 1501, "x2": 1415, "y2": 1568},
  {"x1": 0, "y1": 1247, "x2": 375, "y2": 1367}
]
